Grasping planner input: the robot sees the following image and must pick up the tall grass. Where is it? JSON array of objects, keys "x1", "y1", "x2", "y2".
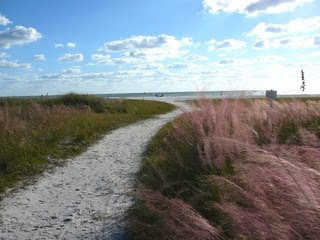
[
  {"x1": 131, "y1": 98, "x2": 320, "y2": 239},
  {"x1": 0, "y1": 94, "x2": 175, "y2": 194}
]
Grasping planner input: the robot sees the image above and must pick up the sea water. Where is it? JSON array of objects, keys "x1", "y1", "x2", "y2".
[{"x1": 97, "y1": 90, "x2": 265, "y2": 99}]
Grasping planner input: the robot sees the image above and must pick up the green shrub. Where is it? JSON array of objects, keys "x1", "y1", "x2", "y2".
[
  {"x1": 305, "y1": 117, "x2": 320, "y2": 139},
  {"x1": 277, "y1": 121, "x2": 301, "y2": 144},
  {"x1": 44, "y1": 93, "x2": 106, "y2": 113}
]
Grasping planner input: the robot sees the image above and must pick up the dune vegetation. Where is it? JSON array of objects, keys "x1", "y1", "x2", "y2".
[
  {"x1": 131, "y1": 98, "x2": 320, "y2": 240},
  {"x1": 0, "y1": 94, "x2": 175, "y2": 195}
]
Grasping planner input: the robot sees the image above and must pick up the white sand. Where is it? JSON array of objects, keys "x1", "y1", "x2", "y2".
[{"x1": 0, "y1": 100, "x2": 187, "y2": 240}]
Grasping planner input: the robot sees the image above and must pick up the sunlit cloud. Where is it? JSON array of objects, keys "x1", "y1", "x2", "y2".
[
  {"x1": 59, "y1": 53, "x2": 84, "y2": 62},
  {"x1": 203, "y1": 0, "x2": 313, "y2": 16},
  {"x1": 218, "y1": 58, "x2": 234, "y2": 64},
  {"x1": 253, "y1": 39, "x2": 270, "y2": 49},
  {"x1": 208, "y1": 38, "x2": 246, "y2": 51},
  {"x1": 0, "y1": 52, "x2": 10, "y2": 58},
  {"x1": 184, "y1": 54, "x2": 208, "y2": 62},
  {"x1": 0, "y1": 59, "x2": 31, "y2": 69},
  {"x1": 66, "y1": 42, "x2": 76, "y2": 48},
  {"x1": 92, "y1": 35, "x2": 193, "y2": 64},
  {"x1": 0, "y1": 26, "x2": 42, "y2": 48},
  {"x1": 0, "y1": 13, "x2": 12, "y2": 26},
  {"x1": 247, "y1": 17, "x2": 320, "y2": 38},
  {"x1": 61, "y1": 67, "x2": 82, "y2": 74},
  {"x1": 55, "y1": 43, "x2": 64, "y2": 48},
  {"x1": 54, "y1": 42, "x2": 77, "y2": 48},
  {"x1": 34, "y1": 54, "x2": 46, "y2": 61},
  {"x1": 252, "y1": 35, "x2": 320, "y2": 49}
]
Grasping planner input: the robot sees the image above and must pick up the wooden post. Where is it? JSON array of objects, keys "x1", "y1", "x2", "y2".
[{"x1": 301, "y1": 70, "x2": 305, "y2": 92}]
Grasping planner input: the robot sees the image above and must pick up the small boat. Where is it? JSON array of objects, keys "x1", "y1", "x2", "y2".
[{"x1": 155, "y1": 93, "x2": 164, "y2": 97}]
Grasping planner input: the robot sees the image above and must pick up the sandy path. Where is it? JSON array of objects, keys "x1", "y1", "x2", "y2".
[{"x1": 0, "y1": 100, "x2": 186, "y2": 240}]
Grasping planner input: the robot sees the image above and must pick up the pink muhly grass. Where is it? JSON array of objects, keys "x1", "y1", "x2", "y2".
[
  {"x1": 175, "y1": 99, "x2": 255, "y2": 170},
  {"x1": 134, "y1": 98, "x2": 320, "y2": 239},
  {"x1": 130, "y1": 187, "x2": 222, "y2": 240},
  {"x1": 214, "y1": 153, "x2": 320, "y2": 239}
]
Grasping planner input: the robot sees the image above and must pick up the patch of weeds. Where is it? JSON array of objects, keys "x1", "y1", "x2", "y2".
[
  {"x1": 305, "y1": 117, "x2": 320, "y2": 139},
  {"x1": 277, "y1": 121, "x2": 301, "y2": 144}
]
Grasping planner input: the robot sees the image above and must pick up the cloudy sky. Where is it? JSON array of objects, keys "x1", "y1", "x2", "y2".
[{"x1": 0, "y1": 0, "x2": 319, "y2": 96}]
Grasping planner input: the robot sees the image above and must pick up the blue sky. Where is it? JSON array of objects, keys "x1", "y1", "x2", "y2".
[{"x1": 0, "y1": 0, "x2": 319, "y2": 96}]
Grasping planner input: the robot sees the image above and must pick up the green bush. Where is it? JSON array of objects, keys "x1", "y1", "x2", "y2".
[
  {"x1": 44, "y1": 93, "x2": 106, "y2": 113},
  {"x1": 277, "y1": 121, "x2": 301, "y2": 144}
]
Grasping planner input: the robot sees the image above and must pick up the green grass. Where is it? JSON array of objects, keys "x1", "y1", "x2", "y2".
[
  {"x1": 305, "y1": 117, "x2": 320, "y2": 138},
  {"x1": 0, "y1": 94, "x2": 175, "y2": 195},
  {"x1": 277, "y1": 120, "x2": 301, "y2": 144},
  {"x1": 276, "y1": 96, "x2": 320, "y2": 102}
]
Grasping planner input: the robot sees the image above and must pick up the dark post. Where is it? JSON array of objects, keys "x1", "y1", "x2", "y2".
[
  {"x1": 266, "y1": 90, "x2": 277, "y2": 108},
  {"x1": 301, "y1": 70, "x2": 305, "y2": 92}
]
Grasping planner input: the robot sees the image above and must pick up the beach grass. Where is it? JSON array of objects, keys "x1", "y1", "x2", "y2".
[
  {"x1": 0, "y1": 94, "x2": 175, "y2": 195},
  {"x1": 130, "y1": 98, "x2": 320, "y2": 239}
]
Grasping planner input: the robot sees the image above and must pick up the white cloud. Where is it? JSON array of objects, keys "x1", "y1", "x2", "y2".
[
  {"x1": 253, "y1": 39, "x2": 270, "y2": 49},
  {"x1": 0, "y1": 52, "x2": 10, "y2": 58},
  {"x1": 273, "y1": 35, "x2": 318, "y2": 48},
  {"x1": 247, "y1": 17, "x2": 320, "y2": 50},
  {"x1": 11, "y1": 54, "x2": 320, "y2": 96},
  {"x1": 91, "y1": 53, "x2": 112, "y2": 64},
  {"x1": 55, "y1": 42, "x2": 77, "y2": 48},
  {"x1": 213, "y1": 55, "x2": 285, "y2": 66},
  {"x1": 0, "y1": 14, "x2": 12, "y2": 26},
  {"x1": 80, "y1": 72, "x2": 113, "y2": 80},
  {"x1": 167, "y1": 62, "x2": 190, "y2": 69},
  {"x1": 295, "y1": 51, "x2": 320, "y2": 60},
  {"x1": 0, "y1": 26, "x2": 42, "y2": 48},
  {"x1": 203, "y1": 0, "x2": 313, "y2": 16},
  {"x1": 208, "y1": 38, "x2": 246, "y2": 50},
  {"x1": 55, "y1": 43, "x2": 64, "y2": 48},
  {"x1": 184, "y1": 54, "x2": 208, "y2": 62},
  {"x1": 254, "y1": 55, "x2": 286, "y2": 63},
  {"x1": 218, "y1": 58, "x2": 235, "y2": 64},
  {"x1": 131, "y1": 63, "x2": 165, "y2": 70},
  {"x1": 201, "y1": 56, "x2": 317, "y2": 93},
  {"x1": 91, "y1": 53, "x2": 139, "y2": 65},
  {"x1": 0, "y1": 73, "x2": 21, "y2": 84},
  {"x1": 59, "y1": 53, "x2": 84, "y2": 62},
  {"x1": 66, "y1": 42, "x2": 76, "y2": 48},
  {"x1": 34, "y1": 54, "x2": 46, "y2": 61},
  {"x1": 252, "y1": 35, "x2": 320, "y2": 49},
  {"x1": 0, "y1": 59, "x2": 31, "y2": 69},
  {"x1": 102, "y1": 35, "x2": 191, "y2": 51},
  {"x1": 61, "y1": 67, "x2": 82, "y2": 74},
  {"x1": 40, "y1": 73, "x2": 62, "y2": 80},
  {"x1": 94, "y1": 35, "x2": 193, "y2": 64},
  {"x1": 315, "y1": 35, "x2": 320, "y2": 46},
  {"x1": 247, "y1": 17, "x2": 320, "y2": 38},
  {"x1": 310, "y1": 51, "x2": 320, "y2": 57}
]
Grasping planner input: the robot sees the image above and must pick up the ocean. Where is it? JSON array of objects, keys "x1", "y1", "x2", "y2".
[
  {"x1": 3, "y1": 91, "x2": 319, "y2": 100},
  {"x1": 96, "y1": 90, "x2": 266, "y2": 99}
]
